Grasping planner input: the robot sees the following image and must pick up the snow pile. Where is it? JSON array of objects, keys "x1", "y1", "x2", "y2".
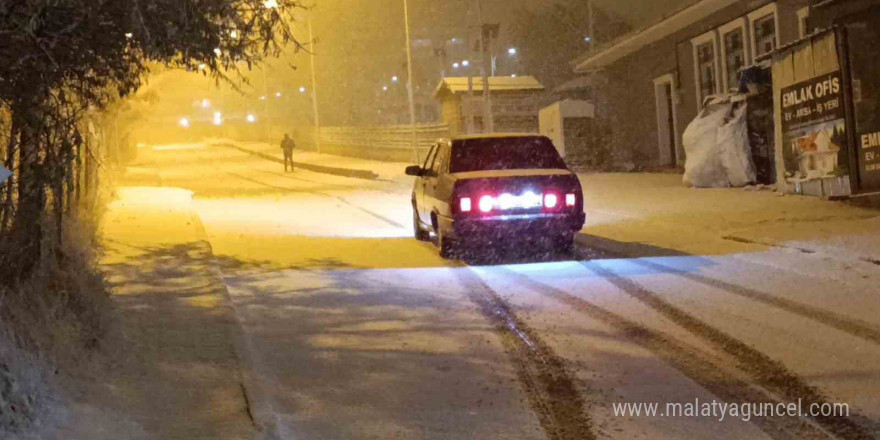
[{"x1": 683, "y1": 96, "x2": 756, "y2": 188}]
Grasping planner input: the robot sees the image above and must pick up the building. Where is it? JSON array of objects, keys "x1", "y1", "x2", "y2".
[
  {"x1": 433, "y1": 76, "x2": 545, "y2": 136},
  {"x1": 570, "y1": 0, "x2": 811, "y2": 169}
]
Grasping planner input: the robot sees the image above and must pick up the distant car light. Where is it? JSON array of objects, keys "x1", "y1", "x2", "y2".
[
  {"x1": 479, "y1": 195, "x2": 494, "y2": 213},
  {"x1": 566, "y1": 193, "x2": 576, "y2": 207},
  {"x1": 544, "y1": 194, "x2": 558, "y2": 209},
  {"x1": 460, "y1": 197, "x2": 472, "y2": 213}
]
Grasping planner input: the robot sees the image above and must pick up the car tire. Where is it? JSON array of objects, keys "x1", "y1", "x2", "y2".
[
  {"x1": 413, "y1": 209, "x2": 430, "y2": 242},
  {"x1": 438, "y1": 228, "x2": 456, "y2": 259}
]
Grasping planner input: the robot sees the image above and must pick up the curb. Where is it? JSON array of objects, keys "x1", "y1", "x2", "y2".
[{"x1": 213, "y1": 142, "x2": 380, "y2": 181}]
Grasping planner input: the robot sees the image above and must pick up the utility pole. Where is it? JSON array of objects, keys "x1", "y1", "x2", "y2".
[
  {"x1": 588, "y1": 0, "x2": 595, "y2": 45},
  {"x1": 403, "y1": 0, "x2": 420, "y2": 164},
  {"x1": 308, "y1": 17, "x2": 322, "y2": 154},
  {"x1": 476, "y1": 0, "x2": 494, "y2": 134}
]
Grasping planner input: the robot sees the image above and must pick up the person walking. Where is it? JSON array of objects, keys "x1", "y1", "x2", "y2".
[{"x1": 281, "y1": 134, "x2": 296, "y2": 173}]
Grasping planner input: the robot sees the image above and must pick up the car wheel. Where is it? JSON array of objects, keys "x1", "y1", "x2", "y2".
[
  {"x1": 413, "y1": 209, "x2": 430, "y2": 242},
  {"x1": 438, "y1": 228, "x2": 456, "y2": 259}
]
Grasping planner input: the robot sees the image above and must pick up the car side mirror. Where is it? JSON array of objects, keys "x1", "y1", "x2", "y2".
[{"x1": 405, "y1": 165, "x2": 423, "y2": 177}]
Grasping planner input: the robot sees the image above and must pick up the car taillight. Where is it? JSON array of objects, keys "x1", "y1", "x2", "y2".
[
  {"x1": 566, "y1": 193, "x2": 577, "y2": 207},
  {"x1": 460, "y1": 197, "x2": 472, "y2": 213},
  {"x1": 479, "y1": 195, "x2": 494, "y2": 213},
  {"x1": 544, "y1": 193, "x2": 558, "y2": 209}
]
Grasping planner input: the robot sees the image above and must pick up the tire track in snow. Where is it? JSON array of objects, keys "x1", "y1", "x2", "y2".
[
  {"x1": 628, "y1": 258, "x2": 880, "y2": 346},
  {"x1": 581, "y1": 261, "x2": 876, "y2": 440},
  {"x1": 493, "y1": 266, "x2": 832, "y2": 440},
  {"x1": 452, "y1": 267, "x2": 595, "y2": 440}
]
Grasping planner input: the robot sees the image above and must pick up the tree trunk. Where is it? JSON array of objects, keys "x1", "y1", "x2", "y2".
[
  {"x1": 0, "y1": 116, "x2": 19, "y2": 235},
  {"x1": 12, "y1": 102, "x2": 48, "y2": 274}
]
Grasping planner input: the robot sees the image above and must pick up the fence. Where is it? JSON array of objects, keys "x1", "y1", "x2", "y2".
[{"x1": 302, "y1": 123, "x2": 450, "y2": 163}]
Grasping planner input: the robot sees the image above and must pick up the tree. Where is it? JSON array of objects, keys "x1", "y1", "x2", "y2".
[
  {"x1": 510, "y1": 1, "x2": 631, "y2": 92},
  {"x1": 0, "y1": 0, "x2": 306, "y2": 274}
]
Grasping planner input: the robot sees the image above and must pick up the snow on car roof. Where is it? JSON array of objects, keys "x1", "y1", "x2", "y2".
[{"x1": 448, "y1": 133, "x2": 545, "y2": 141}]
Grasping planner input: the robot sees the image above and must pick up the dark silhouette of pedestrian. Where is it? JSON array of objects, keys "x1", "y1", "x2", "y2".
[{"x1": 281, "y1": 134, "x2": 295, "y2": 173}]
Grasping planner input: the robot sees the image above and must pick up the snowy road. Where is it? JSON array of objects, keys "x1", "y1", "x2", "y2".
[{"x1": 121, "y1": 142, "x2": 880, "y2": 440}]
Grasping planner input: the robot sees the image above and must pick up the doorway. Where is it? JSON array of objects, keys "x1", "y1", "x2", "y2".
[{"x1": 654, "y1": 74, "x2": 680, "y2": 167}]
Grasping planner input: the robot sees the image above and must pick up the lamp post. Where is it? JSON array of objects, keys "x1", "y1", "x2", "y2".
[
  {"x1": 403, "y1": 0, "x2": 420, "y2": 164},
  {"x1": 476, "y1": 0, "x2": 494, "y2": 134}
]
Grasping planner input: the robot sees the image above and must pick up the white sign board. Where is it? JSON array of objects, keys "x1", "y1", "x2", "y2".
[{"x1": 0, "y1": 166, "x2": 11, "y2": 185}]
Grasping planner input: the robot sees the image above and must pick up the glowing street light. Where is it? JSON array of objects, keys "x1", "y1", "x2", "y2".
[
  {"x1": 201, "y1": 99, "x2": 211, "y2": 109},
  {"x1": 275, "y1": 92, "x2": 282, "y2": 98},
  {"x1": 453, "y1": 62, "x2": 460, "y2": 69},
  {"x1": 258, "y1": 96, "x2": 266, "y2": 101},
  {"x1": 179, "y1": 118, "x2": 190, "y2": 128},
  {"x1": 391, "y1": 76, "x2": 399, "y2": 83},
  {"x1": 508, "y1": 47, "x2": 518, "y2": 56},
  {"x1": 213, "y1": 112, "x2": 223, "y2": 126},
  {"x1": 246, "y1": 114, "x2": 257, "y2": 123},
  {"x1": 462, "y1": 60, "x2": 470, "y2": 67},
  {"x1": 299, "y1": 86, "x2": 307, "y2": 94},
  {"x1": 382, "y1": 85, "x2": 389, "y2": 92}
]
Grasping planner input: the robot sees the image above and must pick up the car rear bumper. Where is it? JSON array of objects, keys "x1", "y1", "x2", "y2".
[{"x1": 440, "y1": 212, "x2": 586, "y2": 240}]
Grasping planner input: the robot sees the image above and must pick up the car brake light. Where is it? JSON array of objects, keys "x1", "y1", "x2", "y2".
[
  {"x1": 460, "y1": 197, "x2": 472, "y2": 213},
  {"x1": 544, "y1": 193, "x2": 558, "y2": 209},
  {"x1": 479, "y1": 195, "x2": 494, "y2": 213},
  {"x1": 566, "y1": 193, "x2": 576, "y2": 207}
]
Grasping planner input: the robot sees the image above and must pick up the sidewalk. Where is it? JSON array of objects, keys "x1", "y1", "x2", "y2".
[
  {"x1": 577, "y1": 173, "x2": 880, "y2": 265},
  {"x1": 95, "y1": 187, "x2": 257, "y2": 440},
  {"x1": 210, "y1": 139, "x2": 412, "y2": 181}
]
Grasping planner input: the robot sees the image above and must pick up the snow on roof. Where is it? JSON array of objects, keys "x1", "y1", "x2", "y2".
[
  {"x1": 433, "y1": 76, "x2": 544, "y2": 98},
  {"x1": 572, "y1": 0, "x2": 741, "y2": 73}
]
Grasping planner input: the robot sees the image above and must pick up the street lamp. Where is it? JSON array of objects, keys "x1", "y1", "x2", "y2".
[
  {"x1": 179, "y1": 118, "x2": 190, "y2": 128},
  {"x1": 275, "y1": 92, "x2": 282, "y2": 98},
  {"x1": 299, "y1": 86, "x2": 307, "y2": 93},
  {"x1": 462, "y1": 60, "x2": 470, "y2": 67},
  {"x1": 453, "y1": 62, "x2": 461, "y2": 69},
  {"x1": 392, "y1": 76, "x2": 399, "y2": 83},
  {"x1": 246, "y1": 114, "x2": 257, "y2": 123},
  {"x1": 213, "y1": 112, "x2": 223, "y2": 126},
  {"x1": 508, "y1": 47, "x2": 517, "y2": 56}
]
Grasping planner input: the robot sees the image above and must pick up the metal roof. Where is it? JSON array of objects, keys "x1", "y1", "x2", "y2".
[
  {"x1": 572, "y1": 0, "x2": 742, "y2": 73},
  {"x1": 433, "y1": 76, "x2": 544, "y2": 98}
]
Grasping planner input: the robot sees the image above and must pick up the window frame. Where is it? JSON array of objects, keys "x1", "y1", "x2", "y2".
[
  {"x1": 718, "y1": 17, "x2": 749, "y2": 92},
  {"x1": 797, "y1": 6, "x2": 810, "y2": 38},
  {"x1": 692, "y1": 30, "x2": 720, "y2": 107},
  {"x1": 747, "y1": 3, "x2": 780, "y2": 59}
]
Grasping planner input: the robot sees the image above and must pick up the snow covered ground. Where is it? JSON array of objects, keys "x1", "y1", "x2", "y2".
[{"x1": 66, "y1": 142, "x2": 880, "y2": 440}]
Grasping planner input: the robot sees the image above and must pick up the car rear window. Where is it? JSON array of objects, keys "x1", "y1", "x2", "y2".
[{"x1": 449, "y1": 136, "x2": 567, "y2": 173}]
